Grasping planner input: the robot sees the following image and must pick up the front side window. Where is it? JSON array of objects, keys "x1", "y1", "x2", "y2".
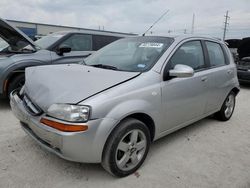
[
  {"x1": 169, "y1": 41, "x2": 205, "y2": 71},
  {"x1": 60, "y1": 34, "x2": 92, "y2": 51},
  {"x1": 206, "y1": 41, "x2": 226, "y2": 67},
  {"x1": 35, "y1": 33, "x2": 65, "y2": 49},
  {"x1": 84, "y1": 37, "x2": 174, "y2": 72}
]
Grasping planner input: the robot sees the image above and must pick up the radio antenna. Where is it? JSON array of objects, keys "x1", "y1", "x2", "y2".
[{"x1": 142, "y1": 10, "x2": 169, "y2": 36}]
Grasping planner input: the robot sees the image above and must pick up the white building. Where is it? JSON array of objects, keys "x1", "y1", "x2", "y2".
[{"x1": 6, "y1": 19, "x2": 135, "y2": 40}]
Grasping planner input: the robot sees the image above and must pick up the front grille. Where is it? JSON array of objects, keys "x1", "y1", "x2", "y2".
[{"x1": 23, "y1": 95, "x2": 43, "y2": 116}]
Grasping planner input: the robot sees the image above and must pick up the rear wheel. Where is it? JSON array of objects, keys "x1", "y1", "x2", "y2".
[
  {"x1": 215, "y1": 91, "x2": 236, "y2": 121},
  {"x1": 102, "y1": 118, "x2": 151, "y2": 177},
  {"x1": 7, "y1": 74, "x2": 25, "y2": 96}
]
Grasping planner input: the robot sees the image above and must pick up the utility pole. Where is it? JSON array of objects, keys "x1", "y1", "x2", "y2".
[
  {"x1": 191, "y1": 13, "x2": 195, "y2": 34},
  {"x1": 168, "y1": 29, "x2": 172, "y2": 34},
  {"x1": 223, "y1": 10, "x2": 230, "y2": 41}
]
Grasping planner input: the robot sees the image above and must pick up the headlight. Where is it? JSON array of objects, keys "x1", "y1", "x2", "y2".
[{"x1": 47, "y1": 104, "x2": 90, "y2": 122}]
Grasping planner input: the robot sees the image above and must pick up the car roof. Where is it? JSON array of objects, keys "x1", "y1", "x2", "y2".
[
  {"x1": 123, "y1": 34, "x2": 224, "y2": 44},
  {"x1": 52, "y1": 30, "x2": 137, "y2": 38}
]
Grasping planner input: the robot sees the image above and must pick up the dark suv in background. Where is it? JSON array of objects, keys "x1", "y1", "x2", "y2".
[
  {"x1": 226, "y1": 37, "x2": 250, "y2": 84},
  {"x1": 237, "y1": 38, "x2": 250, "y2": 83},
  {"x1": 0, "y1": 18, "x2": 135, "y2": 98}
]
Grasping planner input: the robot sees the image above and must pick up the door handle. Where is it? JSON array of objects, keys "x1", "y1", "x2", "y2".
[
  {"x1": 227, "y1": 70, "x2": 233, "y2": 74},
  {"x1": 201, "y1": 76, "x2": 208, "y2": 82}
]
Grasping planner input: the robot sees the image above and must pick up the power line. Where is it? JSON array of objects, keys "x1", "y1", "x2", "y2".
[{"x1": 223, "y1": 10, "x2": 230, "y2": 41}]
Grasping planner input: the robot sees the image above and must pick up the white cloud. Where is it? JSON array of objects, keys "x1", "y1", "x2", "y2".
[{"x1": 0, "y1": 0, "x2": 250, "y2": 39}]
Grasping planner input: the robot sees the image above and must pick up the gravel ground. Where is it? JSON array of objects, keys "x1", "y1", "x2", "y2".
[{"x1": 0, "y1": 86, "x2": 250, "y2": 188}]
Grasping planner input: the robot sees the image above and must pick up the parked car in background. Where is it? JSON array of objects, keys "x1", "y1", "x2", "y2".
[
  {"x1": 0, "y1": 18, "x2": 135, "y2": 98},
  {"x1": 225, "y1": 39, "x2": 241, "y2": 63},
  {"x1": 237, "y1": 57, "x2": 250, "y2": 83},
  {"x1": 236, "y1": 37, "x2": 250, "y2": 83},
  {"x1": 10, "y1": 35, "x2": 239, "y2": 177}
]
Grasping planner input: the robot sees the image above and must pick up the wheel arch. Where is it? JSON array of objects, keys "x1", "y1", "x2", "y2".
[
  {"x1": 101, "y1": 112, "x2": 155, "y2": 160},
  {"x1": 124, "y1": 113, "x2": 155, "y2": 142},
  {"x1": 3, "y1": 69, "x2": 25, "y2": 96},
  {"x1": 3, "y1": 60, "x2": 46, "y2": 96},
  {"x1": 231, "y1": 87, "x2": 240, "y2": 96}
]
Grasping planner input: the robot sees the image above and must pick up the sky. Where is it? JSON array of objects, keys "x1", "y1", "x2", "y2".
[{"x1": 0, "y1": 0, "x2": 250, "y2": 39}]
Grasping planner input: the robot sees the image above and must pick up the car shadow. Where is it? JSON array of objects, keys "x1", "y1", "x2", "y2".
[
  {"x1": 146, "y1": 116, "x2": 217, "y2": 162},
  {"x1": 0, "y1": 99, "x2": 10, "y2": 110},
  {"x1": 20, "y1": 117, "x2": 216, "y2": 181},
  {"x1": 1, "y1": 95, "x2": 221, "y2": 180}
]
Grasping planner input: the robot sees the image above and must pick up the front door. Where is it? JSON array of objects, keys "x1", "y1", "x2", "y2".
[{"x1": 160, "y1": 40, "x2": 209, "y2": 132}]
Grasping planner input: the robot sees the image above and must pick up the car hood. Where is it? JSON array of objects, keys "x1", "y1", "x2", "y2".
[
  {"x1": 24, "y1": 64, "x2": 140, "y2": 111},
  {"x1": 0, "y1": 18, "x2": 38, "y2": 51}
]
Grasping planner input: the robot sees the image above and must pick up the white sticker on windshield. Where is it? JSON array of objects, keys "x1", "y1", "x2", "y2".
[
  {"x1": 137, "y1": 64, "x2": 146, "y2": 68},
  {"x1": 139, "y1": 43, "x2": 163, "y2": 48}
]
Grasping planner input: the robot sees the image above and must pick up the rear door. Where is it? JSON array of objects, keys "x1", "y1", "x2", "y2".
[
  {"x1": 160, "y1": 40, "x2": 210, "y2": 132},
  {"x1": 51, "y1": 34, "x2": 93, "y2": 64},
  {"x1": 203, "y1": 41, "x2": 234, "y2": 113}
]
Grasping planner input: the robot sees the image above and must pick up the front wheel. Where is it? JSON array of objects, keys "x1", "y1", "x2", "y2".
[
  {"x1": 102, "y1": 118, "x2": 151, "y2": 177},
  {"x1": 215, "y1": 91, "x2": 236, "y2": 121}
]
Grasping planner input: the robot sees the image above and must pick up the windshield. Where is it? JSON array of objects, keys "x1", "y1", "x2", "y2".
[
  {"x1": 35, "y1": 33, "x2": 65, "y2": 49},
  {"x1": 84, "y1": 36, "x2": 174, "y2": 72},
  {"x1": 0, "y1": 35, "x2": 35, "y2": 53}
]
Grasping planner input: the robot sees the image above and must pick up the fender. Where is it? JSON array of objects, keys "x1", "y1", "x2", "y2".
[
  {"x1": 1, "y1": 59, "x2": 49, "y2": 95},
  {"x1": 92, "y1": 99, "x2": 160, "y2": 163},
  {"x1": 100, "y1": 99, "x2": 161, "y2": 138}
]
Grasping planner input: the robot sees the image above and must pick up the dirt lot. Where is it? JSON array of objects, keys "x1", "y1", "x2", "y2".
[{"x1": 0, "y1": 86, "x2": 250, "y2": 188}]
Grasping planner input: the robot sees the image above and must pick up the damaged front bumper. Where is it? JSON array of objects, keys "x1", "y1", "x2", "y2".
[{"x1": 10, "y1": 91, "x2": 118, "y2": 163}]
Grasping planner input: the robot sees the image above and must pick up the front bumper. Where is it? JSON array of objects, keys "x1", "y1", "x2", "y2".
[
  {"x1": 237, "y1": 69, "x2": 250, "y2": 83},
  {"x1": 10, "y1": 92, "x2": 118, "y2": 163}
]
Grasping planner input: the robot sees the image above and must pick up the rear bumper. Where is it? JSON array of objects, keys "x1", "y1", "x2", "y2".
[
  {"x1": 10, "y1": 92, "x2": 118, "y2": 163},
  {"x1": 237, "y1": 69, "x2": 250, "y2": 83}
]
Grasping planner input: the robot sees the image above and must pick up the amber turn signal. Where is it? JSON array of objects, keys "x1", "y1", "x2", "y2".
[{"x1": 40, "y1": 118, "x2": 88, "y2": 132}]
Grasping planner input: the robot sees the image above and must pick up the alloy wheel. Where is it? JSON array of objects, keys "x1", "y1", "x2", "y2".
[{"x1": 115, "y1": 129, "x2": 147, "y2": 171}]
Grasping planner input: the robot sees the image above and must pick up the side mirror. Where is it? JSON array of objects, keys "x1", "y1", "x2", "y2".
[
  {"x1": 56, "y1": 45, "x2": 71, "y2": 56},
  {"x1": 169, "y1": 64, "x2": 194, "y2": 78}
]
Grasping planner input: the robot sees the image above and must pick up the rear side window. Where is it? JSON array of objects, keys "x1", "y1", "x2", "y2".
[
  {"x1": 92, "y1": 35, "x2": 121, "y2": 51},
  {"x1": 205, "y1": 41, "x2": 226, "y2": 67},
  {"x1": 169, "y1": 41, "x2": 205, "y2": 71},
  {"x1": 61, "y1": 34, "x2": 92, "y2": 51}
]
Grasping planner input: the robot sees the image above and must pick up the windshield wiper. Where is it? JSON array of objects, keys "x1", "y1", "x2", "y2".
[
  {"x1": 20, "y1": 48, "x2": 36, "y2": 53},
  {"x1": 91, "y1": 64, "x2": 118, "y2": 70}
]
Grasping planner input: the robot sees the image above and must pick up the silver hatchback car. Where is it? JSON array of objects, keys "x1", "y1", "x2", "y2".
[{"x1": 10, "y1": 35, "x2": 239, "y2": 177}]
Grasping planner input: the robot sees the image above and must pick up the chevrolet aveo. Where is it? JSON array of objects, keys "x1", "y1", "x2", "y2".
[{"x1": 10, "y1": 35, "x2": 239, "y2": 177}]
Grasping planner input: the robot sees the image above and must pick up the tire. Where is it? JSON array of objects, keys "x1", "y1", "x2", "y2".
[
  {"x1": 215, "y1": 91, "x2": 236, "y2": 121},
  {"x1": 8, "y1": 74, "x2": 25, "y2": 96},
  {"x1": 102, "y1": 118, "x2": 151, "y2": 177}
]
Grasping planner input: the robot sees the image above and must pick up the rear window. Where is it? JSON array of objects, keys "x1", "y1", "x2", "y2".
[{"x1": 206, "y1": 41, "x2": 226, "y2": 67}]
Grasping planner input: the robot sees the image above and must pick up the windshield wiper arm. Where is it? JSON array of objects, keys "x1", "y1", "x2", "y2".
[
  {"x1": 91, "y1": 64, "x2": 118, "y2": 70},
  {"x1": 20, "y1": 48, "x2": 36, "y2": 53}
]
